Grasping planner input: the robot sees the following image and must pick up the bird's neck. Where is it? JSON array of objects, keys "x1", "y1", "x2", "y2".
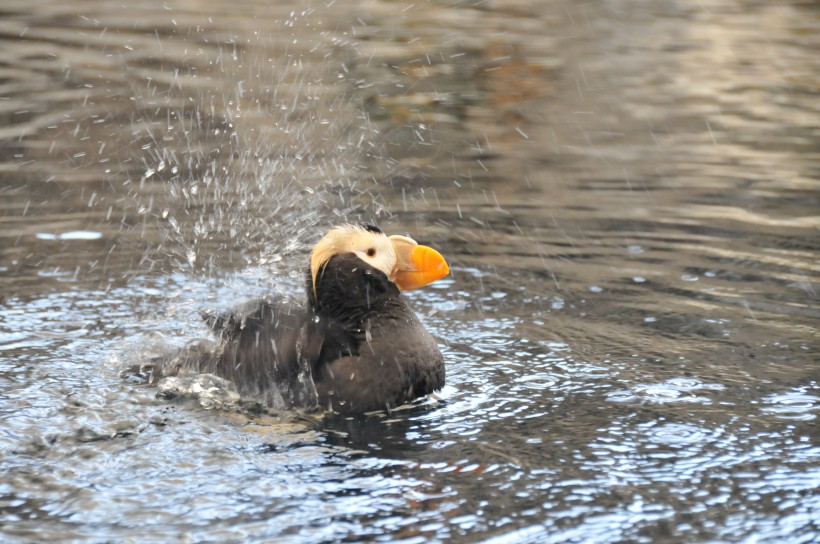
[
  {"x1": 305, "y1": 262, "x2": 408, "y2": 332},
  {"x1": 312, "y1": 285, "x2": 404, "y2": 324}
]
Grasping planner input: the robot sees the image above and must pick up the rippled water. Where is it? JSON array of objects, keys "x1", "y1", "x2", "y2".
[{"x1": 1, "y1": 0, "x2": 818, "y2": 542}]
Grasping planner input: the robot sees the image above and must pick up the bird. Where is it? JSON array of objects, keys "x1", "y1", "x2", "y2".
[{"x1": 153, "y1": 224, "x2": 450, "y2": 415}]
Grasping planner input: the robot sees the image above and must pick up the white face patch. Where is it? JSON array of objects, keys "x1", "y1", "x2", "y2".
[
  {"x1": 350, "y1": 235, "x2": 397, "y2": 279},
  {"x1": 311, "y1": 225, "x2": 399, "y2": 295}
]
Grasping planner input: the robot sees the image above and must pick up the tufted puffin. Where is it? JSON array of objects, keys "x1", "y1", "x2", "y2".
[{"x1": 158, "y1": 224, "x2": 449, "y2": 414}]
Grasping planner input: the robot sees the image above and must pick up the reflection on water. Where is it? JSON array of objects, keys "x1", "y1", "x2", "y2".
[{"x1": 1, "y1": 0, "x2": 818, "y2": 542}]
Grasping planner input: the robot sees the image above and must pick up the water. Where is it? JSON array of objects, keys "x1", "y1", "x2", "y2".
[{"x1": 1, "y1": 0, "x2": 818, "y2": 542}]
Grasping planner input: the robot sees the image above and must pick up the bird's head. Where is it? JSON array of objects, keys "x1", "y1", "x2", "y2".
[{"x1": 310, "y1": 224, "x2": 449, "y2": 299}]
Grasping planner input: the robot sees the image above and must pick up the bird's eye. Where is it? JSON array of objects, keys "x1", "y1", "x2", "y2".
[{"x1": 366, "y1": 248, "x2": 377, "y2": 257}]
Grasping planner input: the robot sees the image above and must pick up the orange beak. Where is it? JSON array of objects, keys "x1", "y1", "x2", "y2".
[{"x1": 389, "y1": 235, "x2": 450, "y2": 291}]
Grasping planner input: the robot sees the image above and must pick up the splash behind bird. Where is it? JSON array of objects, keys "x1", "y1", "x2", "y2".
[{"x1": 139, "y1": 224, "x2": 449, "y2": 414}]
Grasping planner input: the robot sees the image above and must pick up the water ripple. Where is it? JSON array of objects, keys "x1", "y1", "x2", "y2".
[{"x1": 762, "y1": 389, "x2": 820, "y2": 421}]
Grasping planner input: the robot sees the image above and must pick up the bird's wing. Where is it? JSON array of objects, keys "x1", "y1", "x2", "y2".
[
  {"x1": 313, "y1": 323, "x2": 445, "y2": 415},
  {"x1": 202, "y1": 299, "x2": 273, "y2": 340},
  {"x1": 200, "y1": 298, "x2": 322, "y2": 409}
]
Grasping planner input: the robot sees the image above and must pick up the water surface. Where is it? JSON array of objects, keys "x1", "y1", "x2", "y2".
[{"x1": 1, "y1": 0, "x2": 818, "y2": 542}]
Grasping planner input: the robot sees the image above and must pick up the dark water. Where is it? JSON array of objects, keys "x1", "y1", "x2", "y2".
[{"x1": 1, "y1": 0, "x2": 818, "y2": 542}]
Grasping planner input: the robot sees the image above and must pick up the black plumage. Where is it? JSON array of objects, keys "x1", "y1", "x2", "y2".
[
  {"x1": 309, "y1": 253, "x2": 445, "y2": 413},
  {"x1": 155, "y1": 225, "x2": 448, "y2": 414}
]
